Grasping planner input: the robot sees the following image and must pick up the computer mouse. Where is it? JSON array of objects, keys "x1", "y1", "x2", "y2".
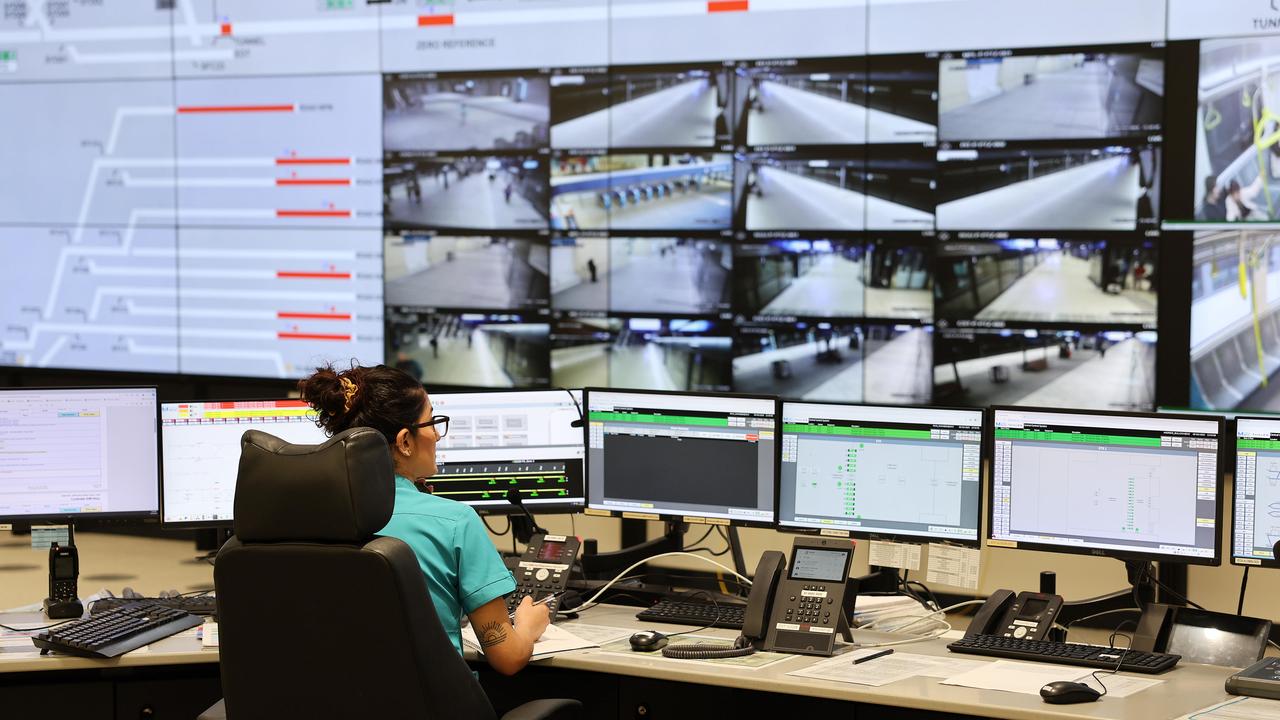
[
  {"x1": 629, "y1": 630, "x2": 669, "y2": 652},
  {"x1": 1040, "y1": 681, "x2": 1102, "y2": 704}
]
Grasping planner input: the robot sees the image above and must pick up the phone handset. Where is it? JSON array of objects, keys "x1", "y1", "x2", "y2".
[{"x1": 659, "y1": 550, "x2": 784, "y2": 660}]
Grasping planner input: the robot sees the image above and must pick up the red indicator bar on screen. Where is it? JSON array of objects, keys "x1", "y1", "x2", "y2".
[
  {"x1": 276, "y1": 157, "x2": 351, "y2": 165},
  {"x1": 277, "y1": 312, "x2": 352, "y2": 321},
  {"x1": 276, "y1": 178, "x2": 351, "y2": 186},
  {"x1": 708, "y1": 1, "x2": 748, "y2": 12},
  {"x1": 220, "y1": 23, "x2": 232, "y2": 35},
  {"x1": 278, "y1": 332, "x2": 352, "y2": 342},
  {"x1": 418, "y1": 14, "x2": 454, "y2": 26},
  {"x1": 275, "y1": 209, "x2": 351, "y2": 218},
  {"x1": 177, "y1": 104, "x2": 295, "y2": 114},
  {"x1": 276, "y1": 271, "x2": 352, "y2": 280}
]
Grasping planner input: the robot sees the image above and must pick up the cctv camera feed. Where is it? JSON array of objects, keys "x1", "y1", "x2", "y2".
[
  {"x1": 938, "y1": 46, "x2": 1164, "y2": 142},
  {"x1": 609, "y1": 317, "x2": 732, "y2": 392},
  {"x1": 1196, "y1": 36, "x2": 1280, "y2": 222},
  {"x1": 606, "y1": 64, "x2": 733, "y2": 148},
  {"x1": 1190, "y1": 229, "x2": 1280, "y2": 411},
  {"x1": 936, "y1": 145, "x2": 1160, "y2": 231},
  {"x1": 732, "y1": 239, "x2": 932, "y2": 320},
  {"x1": 551, "y1": 316, "x2": 618, "y2": 389},
  {"x1": 731, "y1": 58, "x2": 869, "y2": 147},
  {"x1": 934, "y1": 239, "x2": 1156, "y2": 325},
  {"x1": 550, "y1": 153, "x2": 733, "y2": 231},
  {"x1": 383, "y1": 235, "x2": 549, "y2": 311},
  {"x1": 865, "y1": 145, "x2": 937, "y2": 230},
  {"x1": 865, "y1": 53, "x2": 939, "y2": 144},
  {"x1": 733, "y1": 322, "x2": 932, "y2": 404},
  {"x1": 607, "y1": 238, "x2": 731, "y2": 315},
  {"x1": 550, "y1": 67, "x2": 611, "y2": 149},
  {"x1": 736, "y1": 152, "x2": 866, "y2": 231},
  {"x1": 382, "y1": 72, "x2": 551, "y2": 153},
  {"x1": 934, "y1": 327, "x2": 1155, "y2": 411},
  {"x1": 387, "y1": 311, "x2": 550, "y2": 389},
  {"x1": 383, "y1": 155, "x2": 550, "y2": 231},
  {"x1": 551, "y1": 235, "x2": 609, "y2": 312}
]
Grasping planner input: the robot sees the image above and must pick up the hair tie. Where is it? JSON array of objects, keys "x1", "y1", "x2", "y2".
[{"x1": 340, "y1": 376, "x2": 358, "y2": 413}]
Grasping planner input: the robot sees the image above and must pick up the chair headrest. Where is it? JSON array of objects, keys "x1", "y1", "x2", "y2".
[{"x1": 233, "y1": 427, "x2": 395, "y2": 544}]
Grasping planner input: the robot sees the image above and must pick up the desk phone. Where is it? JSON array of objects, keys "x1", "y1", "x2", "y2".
[
  {"x1": 506, "y1": 533, "x2": 580, "y2": 616},
  {"x1": 758, "y1": 536, "x2": 855, "y2": 656}
]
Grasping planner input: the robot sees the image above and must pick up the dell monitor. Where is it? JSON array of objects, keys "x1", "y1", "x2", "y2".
[
  {"x1": 989, "y1": 407, "x2": 1223, "y2": 565},
  {"x1": 778, "y1": 402, "x2": 984, "y2": 543},
  {"x1": 0, "y1": 387, "x2": 160, "y2": 522},
  {"x1": 423, "y1": 389, "x2": 585, "y2": 512},
  {"x1": 1233, "y1": 416, "x2": 1280, "y2": 567},
  {"x1": 160, "y1": 399, "x2": 328, "y2": 526},
  {"x1": 583, "y1": 388, "x2": 778, "y2": 526}
]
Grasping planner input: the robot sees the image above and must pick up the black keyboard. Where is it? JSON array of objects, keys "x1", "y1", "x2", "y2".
[
  {"x1": 948, "y1": 634, "x2": 1180, "y2": 674},
  {"x1": 636, "y1": 598, "x2": 746, "y2": 630},
  {"x1": 33, "y1": 601, "x2": 204, "y2": 658},
  {"x1": 90, "y1": 595, "x2": 217, "y2": 617}
]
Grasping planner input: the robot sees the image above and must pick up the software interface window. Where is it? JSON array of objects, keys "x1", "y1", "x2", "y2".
[
  {"x1": 1234, "y1": 418, "x2": 1280, "y2": 563},
  {"x1": 425, "y1": 390, "x2": 585, "y2": 509},
  {"x1": 585, "y1": 390, "x2": 776, "y2": 523},
  {"x1": 0, "y1": 388, "x2": 159, "y2": 518},
  {"x1": 160, "y1": 400, "x2": 327, "y2": 524},
  {"x1": 778, "y1": 403, "x2": 982, "y2": 541},
  {"x1": 990, "y1": 409, "x2": 1220, "y2": 560}
]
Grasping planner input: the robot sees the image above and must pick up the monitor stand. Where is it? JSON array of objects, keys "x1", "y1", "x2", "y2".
[
  {"x1": 580, "y1": 520, "x2": 687, "y2": 581},
  {"x1": 1053, "y1": 559, "x2": 1162, "y2": 628}
]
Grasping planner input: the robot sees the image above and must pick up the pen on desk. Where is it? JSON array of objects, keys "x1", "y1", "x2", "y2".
[
  {"x1": 853, "y1": 648, "x2": 894, "y2": 665},
  {"x1": 509, "y1": 593, "x2": 559, "y2": 620}
]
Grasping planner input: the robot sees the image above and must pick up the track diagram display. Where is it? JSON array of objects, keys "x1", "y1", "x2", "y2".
[
  {"x1": 1008, "y1": 443, "x2": 1199, "y2": 546},
  {"x1": 792, "y1": 438, "x2": 964, "y2": 526}
]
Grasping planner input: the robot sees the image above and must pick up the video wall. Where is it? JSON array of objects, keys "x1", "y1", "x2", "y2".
[{"x1": 0, "y1": 0, "x2": 1273, "y2": 413}]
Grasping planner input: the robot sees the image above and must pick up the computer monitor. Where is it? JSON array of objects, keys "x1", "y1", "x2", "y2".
[
  {"x1": 989, "y1": 407, "x2": 1224, "y2": 565},
  {"x1": 0, "y1": 387, "x2": 160, "y2": 522},
  {"x1": 423, "y1": 390, "x2": 585, "y2": 513},
  {"x1": 160, "y1": 399, "x2": 328, "y2": 526},
  {"x1": 1232, "y1": 416, "x2": 1280, "y2": 567},
  {"x1": 778, "y1": 402, "x2": 984, "y2": 544},
  {"x1": 583, "y1": 388, "x2": 778, "y2": 526}
]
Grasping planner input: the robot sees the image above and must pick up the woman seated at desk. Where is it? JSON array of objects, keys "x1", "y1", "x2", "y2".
[{"x1": 298, "y1": 363, "x2": 549, "y2": 675}]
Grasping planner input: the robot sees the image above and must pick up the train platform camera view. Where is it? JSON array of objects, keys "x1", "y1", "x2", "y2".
[
  {"x1": 989, "y1": 407, "x2": 1223, "y2": 564},
  {"x1": 778, "y1": 403, "x2": 983, "y2": 542},
  {"x1": 0, "y1": 387, "x2": 160, "y2": 522},
  {"x1": 584, "y1": 388, "x2": 777, "y2": 525},
  {"x1": 420, "y1": 390, "x2": 585, "y2": 512},
  {"x1": 160, "y1": 399, "x2": 328, "y2": 526}
]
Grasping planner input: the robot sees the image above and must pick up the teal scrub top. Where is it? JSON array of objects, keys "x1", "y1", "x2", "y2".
[{"x1": 379, "y1": 475, "x2": 516, "y2": 654}]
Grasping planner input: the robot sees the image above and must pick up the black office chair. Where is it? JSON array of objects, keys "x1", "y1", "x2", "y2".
[{"x1": 200, "y1": 427, "x2": 581, "y2": 720}]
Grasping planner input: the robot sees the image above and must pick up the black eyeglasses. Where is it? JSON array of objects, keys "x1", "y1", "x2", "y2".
[{"x1": 411, "y1": 415, "x2": 449, "y2": 438}]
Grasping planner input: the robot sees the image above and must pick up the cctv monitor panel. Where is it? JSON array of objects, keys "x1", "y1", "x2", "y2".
[
  {"x1": 0, "y1": 387, "x2": 160, "y2": 522},
  {"x1": 778, "y1": 402, "x2": 984, "y2": 543},
  {"x1": 424, "y1": 390, "x2": 585, "y2": 513},
  {"x1": 160, "y1": 400, "x2": 328, "y2": 526},
  {"x1": 584, "y1": 388, "x2": 778, "y2": 526},
  {"x1": 1233, "y1": 417, "x2": 1280, "y2": 567},
  {"x1": 989, "y1": 407, "x2": 1224, "y2": 565}
]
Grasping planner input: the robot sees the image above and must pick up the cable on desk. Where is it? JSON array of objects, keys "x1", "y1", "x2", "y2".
[
  {"x1": 482, "y1": 515, "x2": 511, "y2": 537},
  {"x1": 0, "y1": 619, "x2": 76, "y2": 632},
  {"x1": 573, "y1": 552, "x2": 752, "y2": 614},
  {"x1": 1085, "y1": 620, "x2": 1136, "y2": 697}
]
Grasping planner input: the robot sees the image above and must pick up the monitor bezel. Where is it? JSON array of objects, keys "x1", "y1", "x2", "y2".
[
  {"x1": 425, "y1": 388, "x2": 587, "y2": 517},
  {"x1": 1230, "y1": 415, "x2": 1280, "y2": 569},
  {"x1": 986, "y1": 405, "x2": 1225, "y2": 567},
  {"x1": 0, "y1": 385, "x2": 161, "y2": 525},
  {"x1": 581, "y1": 387, "x2": 781, "y2": 529},
  {"x1": 158, "y1": 397, "x2": 323, "y2": 529},
  {"x1": 775, "y1": 400, "x2": 986, "y2": 547}
]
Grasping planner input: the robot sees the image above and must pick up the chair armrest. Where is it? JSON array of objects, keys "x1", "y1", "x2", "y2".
[
  {"x1": 500, "y1": 698, "x2": 583, "y2": 720},
  {"x1": 197, "y1": 699, "x2": 226, "y2": 720}
]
